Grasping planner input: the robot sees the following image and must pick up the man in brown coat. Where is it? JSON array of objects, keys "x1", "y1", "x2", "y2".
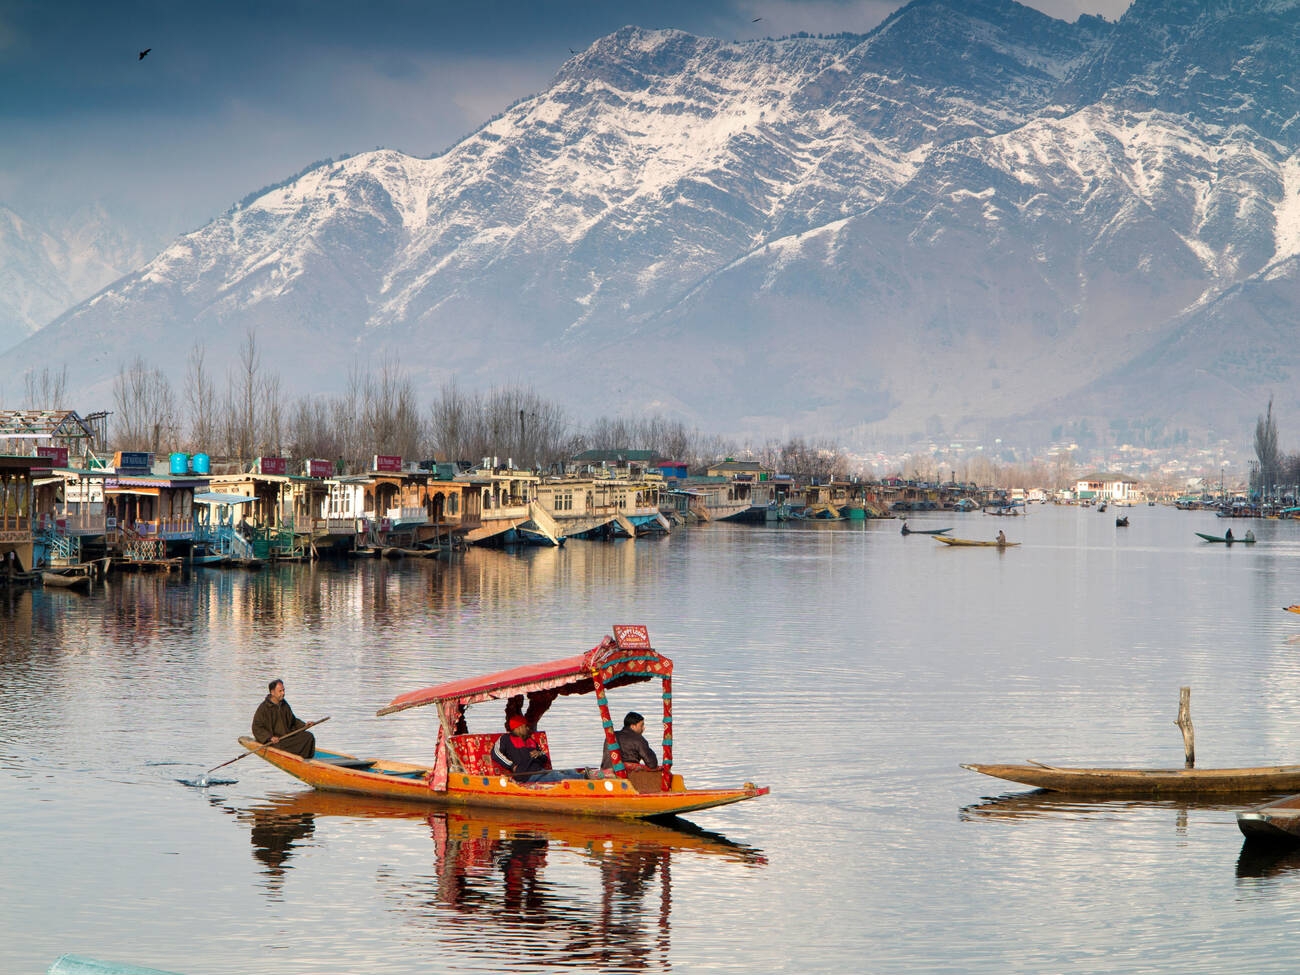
[
  {"x1": 601, "y1": 711, "x2": 658, "y2": 769},
  {"x1": 252, "y1": 679, "x2": 315, "y2": 759}
]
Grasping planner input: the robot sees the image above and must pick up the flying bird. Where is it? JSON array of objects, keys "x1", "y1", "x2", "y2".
[
  {"x1": 752, "y1": 17, "x2": 762, "y2": 22},
  {"x1": 569, "y1": 47, "x2": 577, "y2": 54},
  {"x1": 138, "y1": 48, "x2": 151, "y2": 60}
]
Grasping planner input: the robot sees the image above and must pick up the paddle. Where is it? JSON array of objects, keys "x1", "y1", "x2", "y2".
[{"x1": 187, "y1": 717, "x2": 329, "y2": 788}]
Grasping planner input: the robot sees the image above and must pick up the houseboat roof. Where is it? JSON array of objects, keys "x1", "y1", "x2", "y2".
[{"x1": 193, "y1": 492, "x2": 258, "y2": 505}]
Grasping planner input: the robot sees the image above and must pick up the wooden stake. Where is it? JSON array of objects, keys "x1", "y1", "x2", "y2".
[{"x1": 1175, "y1": 686, "x2": 1195, "y2": 769}]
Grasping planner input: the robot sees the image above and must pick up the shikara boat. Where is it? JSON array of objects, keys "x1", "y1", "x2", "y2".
[
  {"x1": 1284, "y1": 605, "x2": 1300, "y2": 615},
  {"x1": 961, "y1": 761, "x2": 1300, "y2": 795},
  {"x1": 1195, "y1": 531, "x2": 1255, "y2": 544},
  {"x1": 934, "y1": 536, "x2": 1019, "y2": 547},
  {"x1": 41, "y1": 570, "x2": 90, "y2": 591},
  {"x1": 1238, "y1": 793, "x2": 1300, "y2": 845},
  {"x1": 900, "y1": 526, "x2": 952, "y2": 535},
  {"x1": 240, "y1": 625, "x2": 769, "y2": 819}
]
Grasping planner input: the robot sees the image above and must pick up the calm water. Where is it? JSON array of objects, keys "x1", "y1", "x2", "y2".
[{"x1": 7, "y1": 504, "x2": 1300, "y2": 974}]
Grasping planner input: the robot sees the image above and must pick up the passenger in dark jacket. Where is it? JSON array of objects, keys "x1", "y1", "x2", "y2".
[
  {"x1": 601, "y1": 711, "x2": 659, "y2": 769},
  {"x1": 252, "y1": 679, "x2": 315, "y2": 759},
  {"x1": 492, "y1": 715, "x2": 552, "y2": 780}
]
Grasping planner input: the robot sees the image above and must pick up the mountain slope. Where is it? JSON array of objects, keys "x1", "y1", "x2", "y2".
[{"x1": 5, "y1": 0, "x2": 1299, "y2": 447}]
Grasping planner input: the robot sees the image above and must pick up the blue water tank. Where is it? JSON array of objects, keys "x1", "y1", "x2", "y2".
[
  {"x1": 169, "y1": 452, "x2": 188, "y2": 475},
  {"x1": 192, "y1": 452, "x2": 211, "y2": 475}
]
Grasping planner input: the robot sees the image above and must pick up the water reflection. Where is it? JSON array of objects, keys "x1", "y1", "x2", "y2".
[
  {"x1": 960, "y1": 790, "x2": 1246, "y2": 833},
  {"x1": 1236, "y1": 842, "x2": 1300, "y2": 880},
  {"x1": 234, "y1": 791, "x2": 765, "y2": 970}
]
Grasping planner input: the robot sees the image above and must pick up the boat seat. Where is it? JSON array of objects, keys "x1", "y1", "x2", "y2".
[
  {"x1": 316, "y1": 757, "x2": 377, "y2": 770},
  {"x1": 451, "y1": 731, "x2": 549, "y2": 775}
]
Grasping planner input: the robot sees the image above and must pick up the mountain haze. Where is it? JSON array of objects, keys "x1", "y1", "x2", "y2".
[{"x1": 4, "y1": 0, "x2": 1299, "y2": 448}]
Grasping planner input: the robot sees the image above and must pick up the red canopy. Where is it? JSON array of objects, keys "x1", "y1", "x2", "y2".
[{"x1": 376, "y1": 627, "x2": 672, "y2": 717}]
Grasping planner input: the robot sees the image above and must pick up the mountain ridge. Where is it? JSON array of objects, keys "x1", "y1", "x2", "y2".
[{"x1": 4, "y1": 0, "x2": 1299, "y2": 449}]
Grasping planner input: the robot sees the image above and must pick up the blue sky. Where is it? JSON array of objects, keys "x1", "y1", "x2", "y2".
[{"x1": 0, "y1": 0, "x2": 1132, "y2": 245}]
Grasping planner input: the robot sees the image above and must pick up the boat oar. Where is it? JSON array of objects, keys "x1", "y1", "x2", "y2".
[{"x1": 187, "y1": 717, "x2": 329, "y2": 788}]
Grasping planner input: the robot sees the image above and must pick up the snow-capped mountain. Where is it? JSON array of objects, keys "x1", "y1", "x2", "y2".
[
  {"x1": 0, "y1": 204, "x2": 148, "y2": 357},
  {"x1": 5, "y1": 0, "x2": 1299, "y2": 446}
]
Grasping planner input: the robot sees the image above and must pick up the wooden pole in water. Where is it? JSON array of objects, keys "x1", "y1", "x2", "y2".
[{"x1": 1175, "y1": 686, "x2": 1195, "y2": 768}]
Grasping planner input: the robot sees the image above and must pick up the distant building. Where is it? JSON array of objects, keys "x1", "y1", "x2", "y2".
[{"x1": 1075, "y1": 473, "x2": 1141, "y2": 502}]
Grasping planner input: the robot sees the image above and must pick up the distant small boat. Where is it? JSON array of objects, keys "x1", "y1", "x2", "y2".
[
  {"x1": 934, "y1": 536, "x2": 1019, "y2": 548},
  {"x1": 1283, "y1": 605, "x2": 1300, "y2": 616},
  {"x1": 42, "y1": 571, "x2": 90, "y2": 591},
  {"x1": 1196, "y1": 531, "x2": 1256, "y2": 544},
  {"x1": 900, "y1": 526, "x2": 952, "y2": 535}
]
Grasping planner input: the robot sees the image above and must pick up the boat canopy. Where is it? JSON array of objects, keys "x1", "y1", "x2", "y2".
[{"x1": 377, "y1": 625, "x2": 672, "y2": 716}]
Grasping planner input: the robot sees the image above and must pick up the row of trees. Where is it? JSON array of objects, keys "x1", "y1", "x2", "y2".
[{"x1": 23, "y1": 331, "x2": 852, "y2": 480}]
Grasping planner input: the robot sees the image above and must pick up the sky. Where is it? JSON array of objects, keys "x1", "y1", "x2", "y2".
[{"x1": 0, "y1": 0, "x2": 1133, "y2": 247}]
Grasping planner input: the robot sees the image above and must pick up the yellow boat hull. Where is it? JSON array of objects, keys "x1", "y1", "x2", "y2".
[{"x1": 239, "y1": 737, "x2": 768, "y2": 818}]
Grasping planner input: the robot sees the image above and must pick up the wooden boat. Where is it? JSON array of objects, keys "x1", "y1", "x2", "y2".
[
  {"x1": 1238, "y1": 793, "x2": 1300, "y2": 845},
  {"x1": 1195, "y1": 531, "x2": 1255, "y2": 544},
  {"x1": 900, "y1": 526, "x2": 952, "y2": 535},
  {"x1": 961, "y1": 761, "x2": 1300, "y2": 795},
  {"x1": 1284, "y1": 605, "x2": 1300, "y2": 615},
  {"x1": 41, "y1": 570, "x2": 90, "y2": 591},
  {"x1": 240, "y1": 625, "x2": 769, "y2": 819},
  {"x1": 934, "y1": 536, "x2": 1019, "y2": 547}
]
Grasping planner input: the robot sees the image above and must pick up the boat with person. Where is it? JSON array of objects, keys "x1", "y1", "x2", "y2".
[
  {"x1": 238, "y1": 625, "x2": 769, "y2": 819},
  {"x1": 1195, "y1": 531, "x2": 1255, "y2": 544},
  {"x1": 961, "y1": 760, "x2": 1300, "y2": 795},
  {"x1": 934, "y1": 536, "x2": 1019, "y2": 547}
]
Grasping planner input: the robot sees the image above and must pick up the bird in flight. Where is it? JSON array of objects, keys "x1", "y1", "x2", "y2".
[
  {"x1": 138, "y1": 48, "x2": 151, "y2": 60},
  {"x1": 752, "y1": 17, "x2": 762, "y2": 22}
]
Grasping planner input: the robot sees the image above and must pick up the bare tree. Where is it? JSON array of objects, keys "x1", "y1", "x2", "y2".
[
  {"x1": 361, "y1": 358, "x2": 424, "y2": 460},
  {"x1": 1255, "y1": 397, "x2": 1280, "y2": 501},
  {"x1": 23, "y1": 366, "x2": 68, "y2": 409},
  {"x1": 112, "y1": 357, "x2": 177, "y2": 451},
  {"x1": 184, "y1": 342, "x2": 217, "y2": 451}
]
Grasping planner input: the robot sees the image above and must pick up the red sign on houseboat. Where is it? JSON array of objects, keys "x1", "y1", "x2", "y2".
[
  {"x1": 373, "y1": 455, "x2": 402, "y2": 473},
  {"x1": 307, "y1": 459, "x2": 334, "y2": 478},
  {"x1": 259, "y1": 457, "x2": 287, "y2": 476},
  {"x1": 36, "y1": 446, "x2": 69, "y2": 467}
]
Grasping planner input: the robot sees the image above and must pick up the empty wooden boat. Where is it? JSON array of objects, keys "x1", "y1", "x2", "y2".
[{"x1": 962, "y1": 761, "x2": 1300, "y2": 795}]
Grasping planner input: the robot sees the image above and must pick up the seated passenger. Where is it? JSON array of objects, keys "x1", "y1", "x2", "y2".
[
  {"x1": 601, "y1": 711, "x2": 659, "y2": 770},
  {"x1": 492, "y1": 715, "x2": 552, "y2": 780}
]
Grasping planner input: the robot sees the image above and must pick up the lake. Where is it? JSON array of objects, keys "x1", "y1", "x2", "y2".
[{"x1": 6, "y1": 503, "x2": 1300, "y2": 974}]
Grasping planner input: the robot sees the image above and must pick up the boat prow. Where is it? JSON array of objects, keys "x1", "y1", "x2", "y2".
[{"x1": 1239, "y1": 794, "x2": 1300, "y2": 846}]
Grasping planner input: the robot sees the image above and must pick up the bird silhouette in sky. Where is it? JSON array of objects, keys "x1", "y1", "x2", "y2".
[
  {"x1": 752, "y1": 17, "x2": 762, "y2": 22},
  {"x1": 569, "y1": 47, "x2": 577, "y2": 54},
  {"x1": 138, "y1": 48, "x2": 151, "y2": 60}
]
